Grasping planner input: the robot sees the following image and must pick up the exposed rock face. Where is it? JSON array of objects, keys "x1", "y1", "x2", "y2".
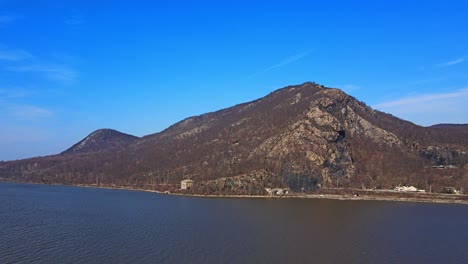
[
  {"x1": 344, "y1": 106, "x2": 401, "y2": 146},
  {"x1": 188, "y1": 170, "x2": 283, "y2": 195},
  {"x1": 420, "y1": 146, "x2": 467, "y2": 166},
  {"x1": 1, "y1": 82, "x2": 467, "y2": 193},
  {"x1": 251, "y1": 95, "x2": 355, "y2": 187}
]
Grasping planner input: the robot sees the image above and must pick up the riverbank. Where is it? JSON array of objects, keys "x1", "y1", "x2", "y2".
[
  {"x1": 51, "y1": 183, "x2": 468, "y2": 205},
  {"x1": 173, "y1": 192, "x2": 468, "y2": 204},
  {"x1": 2, "y1": 181, "x2": 467, "y2": 204}
]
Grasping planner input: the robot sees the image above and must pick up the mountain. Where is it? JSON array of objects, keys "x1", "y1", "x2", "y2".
[
  {"x1": 1, "y1": 82, "x2": 467, "y2": 194},
  {"x1": 62, "y1": 129, "x2": 139, "y2": 154},
  {"x1": 430, "y1": 124, "x2": 468, "y2": 128}
]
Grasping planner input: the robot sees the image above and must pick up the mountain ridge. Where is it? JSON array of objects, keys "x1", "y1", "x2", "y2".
[{"x1": 1, "y1": 82, "x2": 467, "y2": 194}]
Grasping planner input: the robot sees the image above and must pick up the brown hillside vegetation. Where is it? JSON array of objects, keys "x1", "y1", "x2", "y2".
[
  {"x1": 1, "y1": 82, "x2": 467, "y2": 194},
  {"x1": 62, "y1": 129, "x2": 139, "y2": 154}
]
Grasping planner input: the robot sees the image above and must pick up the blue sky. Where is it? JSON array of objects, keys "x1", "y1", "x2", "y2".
[{"x1": 1, "y1": 0, "x2": 467, "y2": 161}]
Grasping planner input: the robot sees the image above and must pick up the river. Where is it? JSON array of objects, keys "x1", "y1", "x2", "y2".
[{"x1": 1, "y1": 183, "x2": 467, "y2": 263}]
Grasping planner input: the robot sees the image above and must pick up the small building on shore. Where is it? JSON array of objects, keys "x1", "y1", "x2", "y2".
[
  {"x1": 442, "y1": 187, "x2": 461, "y2": 194},
  {"x1": 265, "y1": 188, "x2": 290, "y2": 196},
  {"x1": 181, "y1": 179, "x2": 194, "y2": 190},
  {"x1": 432, "y1": 165, "x2": 457, "y2": 169},
  {"x1": 394, "y1": 186, "x2": 425, "y2": 192}
]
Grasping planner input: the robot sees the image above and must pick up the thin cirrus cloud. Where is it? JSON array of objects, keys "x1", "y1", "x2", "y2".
[
  {"x1": 65, "y1": 17, "x2": 85, "y2": 25},
  {"x1": 6, "y1": 104, "x2": 53, "y2": 119},
  {"x1": 0, "y1": 14, "x2": 23, "y2": 24},
  {"x1": 0, "y1": 46, "x2": 78, "y2": 82},
  {"x1": 373, "y1": 88, "x2": 468, "y2": 109},
  {"x1": 248, "y1": 50, "x2": 312, "y2": 79},
  {"x1": 435, "y1": 57, "x2": 465, "y2": 68},
  {"x1": 0, "y1": 48, "x2": 33, "y2": 61},
  {"x1": 373, "y1": 88, "x2": 468, "y2": 126},
  {"x1": 10, "y1": 64, "x2": 78, "y2": 82},
  {"x1": 263, "y1": 50, "x2": 311, "y2": 73},
  {"x1": 0, "y1": 100, "x2": 53, "y2": 120},
  {"x1": 64, "y1": 10, "x2": 85, "y2": 26},
  {"x1": 0, "y1": 87, "x2": 30, "y2": 98}
]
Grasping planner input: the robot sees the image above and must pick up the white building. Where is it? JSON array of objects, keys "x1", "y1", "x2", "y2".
[
  {"x1": 394, "y1": 186, "x2": 419, "y2": 192},
  {"x1": 181, "y1": 179, "x2": 194, "y2": 190}
]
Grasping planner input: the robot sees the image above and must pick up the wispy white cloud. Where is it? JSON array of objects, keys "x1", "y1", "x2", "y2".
[
  {"x1": 407, "y1": 78, "x2": 443, "y2": 85},
  {"x1": 0, "y1": 48, "x2": 32, "y2": 61},
  {"x1": 65, "y1": 10, "x2": 85, "y2": 26},
  {"x1": 373, "y1": 88, "x2": 468, "y2": 109},
  {"x1": 248, "y1": 50, "x2": 312, "y2": 79},
  {"x1": 0, "y1": 14, "x2": 23, "y2": 25},
  {"x1": 435, "y1": 57, "x2": 465, "y2": 68},
  {"x1": 9, "y1": 64, "x2": 78, "y2": 82},
  {"x1": 0, "y1": 97, "x2": 53, "y2": 120},
  {"x1": 263, "y1": 51, "x2": 311, "y2": 73},
  {"x1": 373, "y1": 88, "x2": 468, "y2": 126},
  {"x1": 0, "y1": 45, "x2": 79, "y2": 82},
  {"x1": 0, "y1": 87, "x2": 30, "y2": 98},
  {"x1": 6, "y1": 104, "x2": 53, "y2": 119},
  {"x1": 65, "y1": 17, "x2": 85, "y2": 25}
]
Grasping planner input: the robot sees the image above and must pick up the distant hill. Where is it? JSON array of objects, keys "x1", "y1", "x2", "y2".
[
  {"x1": 430, "y1": 124, "x2": 468, "y2": 129},
  {"x1": 1, "y1": 82, "x2": 467, "y2": 194},
  {"x1": 62, "y1": 129, "x2": 139, "y2": 154}
]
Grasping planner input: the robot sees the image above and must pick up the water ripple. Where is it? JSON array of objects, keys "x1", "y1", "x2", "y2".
[{"x1": 1, "y1": 183, "x2": 467, "y2": 264}]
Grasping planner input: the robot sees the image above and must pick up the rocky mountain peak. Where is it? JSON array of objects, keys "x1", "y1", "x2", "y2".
[{"x1": 62, "y1": 129, "x2": 138, "y2": 154}]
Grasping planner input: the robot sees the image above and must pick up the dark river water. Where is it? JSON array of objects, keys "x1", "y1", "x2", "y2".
[{"x1": 1, "y1": 183, "x2": 467, "y2": 264}]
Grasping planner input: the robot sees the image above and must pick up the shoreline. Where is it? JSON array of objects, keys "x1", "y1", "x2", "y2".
[{"x1": 3, "y1": 181, "x2": 467, "y2": 205}]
